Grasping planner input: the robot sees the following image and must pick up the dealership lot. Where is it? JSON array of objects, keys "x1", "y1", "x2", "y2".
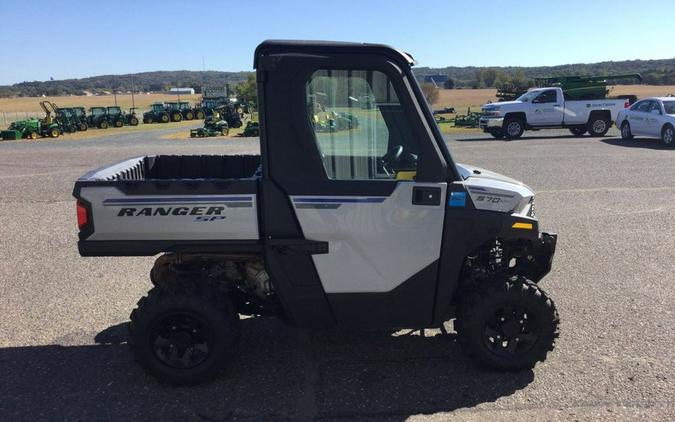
[{"x1": 0, "y1": 129, "x2": 673, "y2": 421}]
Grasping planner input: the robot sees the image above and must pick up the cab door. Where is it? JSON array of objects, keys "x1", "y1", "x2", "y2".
[
  {"x1": 259, "y1": 50, "x2": 449, "y2": 327},
  {"x1": 644, "y1": 100, "x2": 665, "y2": 137},
  {"x1": 627, "y1": 100, "x2": 651, "y2": 135},
  {"x1": 528, "y1": 89, "x2": 564, "y2": 125}
]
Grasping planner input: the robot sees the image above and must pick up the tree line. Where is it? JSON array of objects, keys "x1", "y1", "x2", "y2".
[{"x1": 1, "y1": 57, "x2": 673, "y2": 98}]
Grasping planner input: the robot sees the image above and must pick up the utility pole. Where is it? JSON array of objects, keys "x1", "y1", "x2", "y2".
[{"x1": 131, "y1": 74, "x2": 136, "y2": 108}]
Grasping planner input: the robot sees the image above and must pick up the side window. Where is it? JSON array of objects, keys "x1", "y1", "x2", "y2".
[
  {"x1": 533, "y1": 90, "x2": 557, "y2": 103},
  {"x1": 636, "y1": 101, "x2": 652, "y2": 113},
  {"x1": 648, "y1": 101, "x2": 662, "y2": 114},
  {"x1": 306, "y1": 70, "x2": 419, "y2": 180}
]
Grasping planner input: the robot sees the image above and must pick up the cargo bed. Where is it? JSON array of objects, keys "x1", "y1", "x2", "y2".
[{"x1": 74, "y1": 155, "x2": 262, "y2": 256}]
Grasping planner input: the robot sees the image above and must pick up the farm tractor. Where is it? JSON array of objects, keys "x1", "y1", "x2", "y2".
[
  {"x1": 143, "y1": 103, "x2": 182, "y2": 123},
  {"x1": 71, "y1": 107, "x2": 89, "y2": 130},
  {"x1": 1, "y1": 101, "x2": 64, "y2": 140},
  {"x1": 106, "y1": 106, "x2": 139, "y2": 127},
  {"x1": 165, "y1": 101, "x2": 205, "y2": 121},
  {"x1": 87, "y1": 107, "x2": 112, "y2": 129},
  {"x1": 190, "y1": 114, "x2": 229, "y2": 138}
]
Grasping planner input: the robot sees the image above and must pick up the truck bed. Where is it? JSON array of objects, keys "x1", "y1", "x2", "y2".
[{"x1": 74, "y1": 155, "x2": 262, "y2": 256}]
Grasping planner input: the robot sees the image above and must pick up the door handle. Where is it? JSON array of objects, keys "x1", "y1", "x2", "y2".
[{"x1": 412, "y1": 186, "x2": 441, "y2": 206}]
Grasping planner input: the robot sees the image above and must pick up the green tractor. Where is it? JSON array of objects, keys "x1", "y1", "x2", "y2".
[
  {"x1": 88, "y1": 107, "x2": 111, "y2": 129},
  {"x1": 165, "y1": 101, "x2": 205, "y2": 121},
  {"x1": 126, "y1": 108, "x2": 140, "y2": 126},
  {"x1": 71, "y1": 107, "x2": 89, "y2": 131},
  {"x1": 106, "y1": 106, "x2": 138, "y2": 127},
  {"x1": 453, "y1": 107, "x2": 481, "y2": 128},
  {"x1": 143, "y1": 103, "x2": 181, "y2": 123},
  {"x1": 190, "y1": 115, "x2": 229, "y2": 138},
  {"x1": 241, "y1": 121, "x2": 260, "y2": 137},
  {"x1": 1, "y1": 102, "x2": 63, "y2": 140}
]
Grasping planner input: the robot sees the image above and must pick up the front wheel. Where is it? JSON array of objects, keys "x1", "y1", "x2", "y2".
[
  {"x1": 456, "y1": 277, "x2": 559, "y2": 370},
  {"x1": 50, "y1": 128, "x2": 60, "y2": 138},
  {"x1": 569, "y1": 126, "x2": 586, "y2": 136},
  {"x1": 503, "y1": 118, "x2": 524, "y2": 139},
  {"x1": 128, "y1": 279, "x2": 240, "y2": 385},
  {"x1": 196, "y1": 110, "x2": 205, "y2": 120},
  {"x1": 661, "y1": 124, "x2": 674, "y2": 147},
  {"x1": 587, "y1": 115, "x2": 610, "y2": 137},
  {"x1": 620, "y1": 121, "x2": 633, "y2": 140},
  {"x1": 129, "y1": 116, "x2": 139, "y2": 126},
  {"x1": 99, "y1": 120, "x2": 109, "y2": 129},
  {"x1": 184, "y1": 111, "x2": 194, "y2": 120},
  {"x1": 171, "y1": 112, "x2": 182, "y2": 122}
]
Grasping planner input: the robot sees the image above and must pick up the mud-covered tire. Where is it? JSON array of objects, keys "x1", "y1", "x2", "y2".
[
  {"x1": 587, "y1": 115, "x2": 611, "y2": 136},
  {"x1": 620, "y1": 121, "x2": 633, "y2": 140},
  {"x1": 128, "y1": 278, "x2": 239, "y2": 385},
  {"x1": 503, "y1": 117, "x2": 524, "y2": 139},
  {"x1": 569, "y1": 126, "x2": 586, "y2": 136},
  {"x1": 456, "y1": 277, "x2": 559, "y2": 370},
  {"x1": 661, "y1": 124, "x2": 674, "y2": 147}
]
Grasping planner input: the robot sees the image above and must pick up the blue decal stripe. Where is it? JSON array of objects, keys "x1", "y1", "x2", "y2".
[
  {"x1": 103, "y1": 196, "x2": 252, "y2": 205},
  {"x1": 293, "y1": 197, "x2": 386, "y2": 204}
]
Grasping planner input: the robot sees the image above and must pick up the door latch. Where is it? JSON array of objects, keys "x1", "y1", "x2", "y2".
[{"x1": 412, "y1": 186, "x2": 441, "y2": 206}]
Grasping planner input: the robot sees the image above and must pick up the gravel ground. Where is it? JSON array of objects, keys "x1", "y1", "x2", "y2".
[{"x1": 0, "y1": 127, "x2": 673, "y2": 421}]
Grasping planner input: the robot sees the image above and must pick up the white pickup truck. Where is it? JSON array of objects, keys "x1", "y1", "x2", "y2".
[{"x1": 479, "y1": 87, "x2": 631, "y2": 139}]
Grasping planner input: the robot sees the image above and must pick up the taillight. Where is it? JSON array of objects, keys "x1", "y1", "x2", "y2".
[
  {"x1": 624, "y1": 100, "x2": 630, "y2": 108},
  {"x1": 76, "y1": 201, "x2": 88, "y2": 229}
]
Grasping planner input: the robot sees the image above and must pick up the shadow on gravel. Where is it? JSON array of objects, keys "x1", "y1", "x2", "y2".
[
  {"x1": 453, "y1": 134, "x2": 580, "y2": 142},
  {"x1": 0, "y1": 318, "x2": 534, "y2": 421},
  {"x1": 601, "y1": 137, "x2": 674, "y2": 150}
]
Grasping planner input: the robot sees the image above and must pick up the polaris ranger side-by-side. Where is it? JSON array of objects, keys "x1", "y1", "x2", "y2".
[{"x1": 73, "y1": 41, "x2": 560, "y2": 384}]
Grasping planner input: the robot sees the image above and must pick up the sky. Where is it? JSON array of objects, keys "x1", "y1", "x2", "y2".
[{"x1": 0, "y1": 0, "x2": 674, "y2": 85}]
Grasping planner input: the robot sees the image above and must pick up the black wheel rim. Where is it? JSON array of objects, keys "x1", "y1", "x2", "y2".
[
  {"x1": 483, "y1": 305, "x2": 539, "y2": 357},
  {"x1": 149, "y1": 311, "x2": 214, "y2": 369}
]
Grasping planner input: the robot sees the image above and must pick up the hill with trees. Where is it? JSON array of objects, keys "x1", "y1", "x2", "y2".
[{"x1": 0, "y1": 57, "x2": 673, "y2": 98}]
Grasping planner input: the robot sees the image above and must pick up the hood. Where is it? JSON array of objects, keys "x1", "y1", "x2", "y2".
[
  {"x1": 456, "y1": 163, "x2": 535, "y2": 214},
  {"x1": 481, "y1": 100, "x2": 522, "y2": 110},
  {"x1": 456, "y1": 163, "x2": 529, "y2": 187}
]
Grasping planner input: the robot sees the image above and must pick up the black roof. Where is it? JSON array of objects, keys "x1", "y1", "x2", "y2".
[{"x1": 253, "y1": 40, "x2": 416, "y2": 69}]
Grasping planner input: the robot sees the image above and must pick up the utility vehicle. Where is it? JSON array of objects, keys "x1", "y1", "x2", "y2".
[
  {"x1": 74, "y1": 41, "x2": 560, "y2": 385},
  {"x1": 480, "y1": 87, "x2": 631, "y2": 139}
]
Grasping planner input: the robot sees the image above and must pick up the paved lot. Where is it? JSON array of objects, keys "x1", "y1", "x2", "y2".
[{"x1": 0, "y1": 127, "x2": 673, "y2": 421}]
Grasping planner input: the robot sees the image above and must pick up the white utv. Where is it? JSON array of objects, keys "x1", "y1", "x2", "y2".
[{"x1": 73, "y1": 41, "x2": 559, "y2": 384}]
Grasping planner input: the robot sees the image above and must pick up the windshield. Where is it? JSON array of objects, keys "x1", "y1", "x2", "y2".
[
  {"x1": 91, "y1": 107, "x2": 104, "y2": 115},
  {"x1": 107, "y1": 107, "x2": 121, "y2": 114},
  {"x1": 663, "y1": 101, "x2": 675, "y2": 115},
  {"x1": 515, "y1": 91, "x2": 540, "y2": 102}
]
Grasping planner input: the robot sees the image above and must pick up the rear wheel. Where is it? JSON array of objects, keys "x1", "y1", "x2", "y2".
[
  {"x1": 196, "y1": 110, "x2": 205, "y2": 120},
  {"x1": 587, "y1": 115, "x2": 610, "y2": 137},
  {"x1": 78, "y1": 122, "x2": 88, "y2": 131},
  {"x1": 29, "y1": 131, "x2": 38, "y2": 140},
  {"x1": 129, "y1": 116, "x2": 139, "y2": 126},
  {"x1": 620, "y1": 121, "x2": 633, "y2": 140},
  {"x1": 161, "y1": 114, "x2": 170, "y2": 123},
  {"x1": 662, "y1": 124, "x2": 674, "y2": 147},
  {"x1": 171, "y1": 112, "x2": 182, "y2": 122},
  {"x1": 456, "y1": 277, "x2": 559, "y2": 370},
  {"x1": 569, "y1": 126, "x2": 586, "y2": 136},
  {"x1": 114, "y1": 120, "x2": 123, "y2": 128},
  {"x1": 503, "y1": 117, "x2": 524, "y2": 139},
  {"x1": 129, "y1": 279, "x2": 239, "y2": 385},
  {"x1": 185, "y1": 111, "x2": 194, "y2": 120},
  {"x1": 221, "y1": 127, "x2": 229, "y2": 136},
  {"x1": 99, "y1": 120, "x2": 109, "y2": 129}
]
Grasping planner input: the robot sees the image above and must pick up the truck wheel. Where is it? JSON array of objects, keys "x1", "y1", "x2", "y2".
[
  {"x1": 503, "y1": 118, "x2": 524, "y2": 139},
  {"x1": 196, "y1": 110, "x2": 205, "y2": 120},
  {"x1": 620, "y1": 121, "x2": 633, "y2": 140},
  {"x1": 587, "y1": 115, "x2": 610, "y2": 137},
  {"x1": 662, "y1": 124, "x2": 674, "y2": 147},
  {"x1": 99, "y1": 121, "x2": 109, "y2": 129},
  {"x1": 569, "y1": 127, "x2": 586, "y2": 136},
  {"x1": 455, "y1": 276, "x2": 559, "y2": 370},
  {"x1": 161, "y1": 114, "x2": 170, "y2": 123},
  {"x1": 129, "y1": 116, "x2": 139, "y2": 126},
  {"x1": 128, "y1": 279, "x2": 239, "y2": 385}
]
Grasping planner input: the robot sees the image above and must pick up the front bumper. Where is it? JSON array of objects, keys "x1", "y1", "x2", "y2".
[{"x1": 479, "y1": 116, "x2": 504, "y2": 131}]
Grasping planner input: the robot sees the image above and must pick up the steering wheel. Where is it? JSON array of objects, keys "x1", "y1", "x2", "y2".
[{"x1": 381, "y1": 145, "x2": 403, "y2": 174}]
